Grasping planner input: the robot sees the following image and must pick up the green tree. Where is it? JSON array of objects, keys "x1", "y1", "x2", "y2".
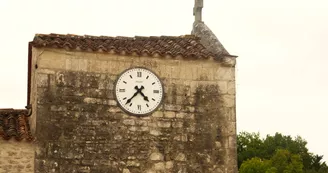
[
  {"x1": 270, "y1": 149, "x2": 289, "y2": 172},
  {"x1": 285, "y1": 154, "x2": 304, "y2": 173},
  {"x1": 305, "y1": 155, "x2": 328, "y2": 173},
  {"x1": 240, "y1": 149, "x2": 304, "y2": 173},
  {"x1": 271, "y1": 149, "x2": 303, "y2": 173},
  {"x1": 237, "y1": 132, "x2": 327, "y2": 172},
  {"x1": 239, "y1": 157, "x2": 274, "y2": 173},
  {"x1": 266, "y1": 167, "x2": 278, "y2": 173},
  {"x1": 263, "y1": 133, "x2": 311, "y2": 169},
  {"x1": 237, "y1": 132, "x2": 265, "y2": 168}
]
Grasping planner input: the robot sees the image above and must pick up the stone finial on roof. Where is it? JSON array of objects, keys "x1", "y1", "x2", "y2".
[
  {"x1": 193, "y1": 0, "x2": 203, "y2": 23},
  {"x1": 192, "y1": 1, "x2": 237, "y2": 65},
  {"x1": 192, "y1": 22, "x2": 229, "y2": 57},
  {"x1": 192, "y1": 0, "x2": 228, "y2": 56}
]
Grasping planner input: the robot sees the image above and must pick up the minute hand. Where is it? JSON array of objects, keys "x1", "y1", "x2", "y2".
[
  {"x1": 125, "y1": 92, "x2": 138, "y2": 105},
  {"x1": 125, "y1": 86, "x2": 140, "y2": 104}
]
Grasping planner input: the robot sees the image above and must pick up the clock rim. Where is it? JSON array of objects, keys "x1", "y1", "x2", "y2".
[{"x1": 114, "y1": 66, "x2": 164, "y2": 116}]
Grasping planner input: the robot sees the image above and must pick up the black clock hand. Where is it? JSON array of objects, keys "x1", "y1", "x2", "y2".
[
  {"x1": 125, "y1": 85, "x2": 149, "y2": 104},
  {"x1": 140, "y1": 92, "x2": 149, "y2": 101},
  {"x1": 125, "y1": 86, "x2": 139, "y2": 104},
  {"x1": 139, "y1": 86, "x2": 149, "y2": 102},
  {"x1": 125, "y1": 93, "x2": 137, "y2": 105}
]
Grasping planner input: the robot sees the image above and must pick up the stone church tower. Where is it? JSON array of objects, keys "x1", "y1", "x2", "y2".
[{"x1": 0, "y1": 1, "x2": 237, "y2": 172}]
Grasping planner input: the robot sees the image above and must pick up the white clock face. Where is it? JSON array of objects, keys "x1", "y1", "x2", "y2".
[{"x1": 115, "y1": 67, "x2": 163, "y2": 115}]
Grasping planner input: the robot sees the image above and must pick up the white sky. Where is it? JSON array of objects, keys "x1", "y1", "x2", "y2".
[{"x1": 0, "y1": 0, "x2": 327, "y2": 162}]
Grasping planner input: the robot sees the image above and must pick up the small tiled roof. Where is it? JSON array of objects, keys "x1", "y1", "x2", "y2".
[
  {"x1": 0, "y1": 108, "x2": 33, "y2": 141},
  {"x1": 31, "y1": 34, "x2": 217, "y2": 59}
]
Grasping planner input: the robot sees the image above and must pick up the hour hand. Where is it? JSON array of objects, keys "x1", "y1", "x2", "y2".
[
  {"x1": 139, "y1": 92, "x2": 149, "y2": 102},
  {"x1": 139, "y1": 86, "x2": 149, "y2": 102}
]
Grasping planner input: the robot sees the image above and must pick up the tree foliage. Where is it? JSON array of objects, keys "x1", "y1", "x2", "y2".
[
  {"x1": 271, "y1": 149, "x2": 303, "y2": 173},
  {"x1": 238, "y1": 132, "x2": 327, "y2": 173},
  {"x1": 239, "y1": 157, "x2": 273, "y2": 173}
]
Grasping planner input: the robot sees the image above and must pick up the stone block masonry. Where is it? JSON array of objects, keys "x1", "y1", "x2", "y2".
[
  {"x1": 30, "y1": 48, "x2": 237, "y2": 173},
  {"x1": 0, "y1": 140, "x2": 35, "y2": 173}
]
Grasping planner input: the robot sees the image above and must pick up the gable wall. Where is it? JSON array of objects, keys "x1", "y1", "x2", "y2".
[{"x1": 29, "y1": 47, "x2": 237, "y2": 173}]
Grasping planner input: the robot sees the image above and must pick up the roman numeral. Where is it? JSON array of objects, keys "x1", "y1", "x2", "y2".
[
  {"x1": 119, "y1": 89, "x2": 125, "y2": 92},
  {"x1": 137, "y1": 72, "x2": 142, "y2": 77},
  {"x1": 137, "y1": 105, "x2": 141, "y2": 110},
  {"x1": 153, "y1": 90, "x2": 159, "y2": 94}
]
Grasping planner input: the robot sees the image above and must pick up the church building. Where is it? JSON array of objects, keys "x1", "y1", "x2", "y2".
[{"x1": 0, "y1": 1, "x2": 237, "y2": 172}]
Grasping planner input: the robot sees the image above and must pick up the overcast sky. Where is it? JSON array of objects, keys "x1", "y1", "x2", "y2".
[{"x1": 0, "y1": 0, "x2": 327, "y2": 161}]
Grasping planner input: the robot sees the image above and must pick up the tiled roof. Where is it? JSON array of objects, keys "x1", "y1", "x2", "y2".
[
  {"x1": 31, "y1": 34, "x2": 218, "y2": 59},
  {"x1": 0, "y1": 108, "x2": 33, "y2": 141}
]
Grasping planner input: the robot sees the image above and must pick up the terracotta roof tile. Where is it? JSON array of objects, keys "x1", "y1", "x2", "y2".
[
  {"x1": 0, "y1": 109, "x2": 33, "y2": 141},
  {"x1": 31, "y1": 34, "x2": 217, "y2": 59}
]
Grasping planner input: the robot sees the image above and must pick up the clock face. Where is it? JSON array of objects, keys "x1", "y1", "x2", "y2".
[{"x1": 115, "y1": 67, "x2": 164, "y2": 115}]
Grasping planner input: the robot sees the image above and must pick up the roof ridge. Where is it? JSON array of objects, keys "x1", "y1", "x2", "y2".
[
  {"x1": 36, "y1": 33, "x2": 201, "y2": 39},
  {"x1": 32, "y1": 33, "x2": 218, "y2": 60}
]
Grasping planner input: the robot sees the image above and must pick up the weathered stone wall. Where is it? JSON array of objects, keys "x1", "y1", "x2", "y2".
[
  {"x1": 0, "y1": 139, "x2": 35, "y2": 173},
  {"x1": 31, "y1": 48, "x2": 237, "y2": 173}
]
